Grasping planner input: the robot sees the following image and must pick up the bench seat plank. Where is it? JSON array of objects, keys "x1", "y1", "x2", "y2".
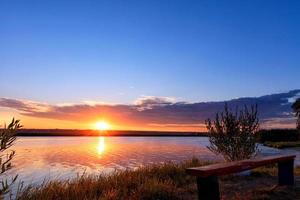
[{"x1": 186, "y1": 155, "x2": 296, "y2": 177}]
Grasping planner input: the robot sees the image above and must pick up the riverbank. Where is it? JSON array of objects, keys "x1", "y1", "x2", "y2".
[
  {"x1": 263, "y1": 141, "x2": 300, "y2": 149},
  {"x1": 258, "y1": 129, "x2": 300, "y2": 149},
  {"x1": 15, "y1": 158, "x2": 300, "y2": 200}
]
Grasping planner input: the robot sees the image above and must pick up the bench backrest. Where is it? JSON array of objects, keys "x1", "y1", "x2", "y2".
[{"x1": 186, "y1": 155, "x2": 296, "y2": 177}]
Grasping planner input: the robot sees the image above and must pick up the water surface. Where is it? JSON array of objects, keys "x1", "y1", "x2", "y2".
[{"x1": 6, "y1": 136, "x2": 300, "y2": 187}]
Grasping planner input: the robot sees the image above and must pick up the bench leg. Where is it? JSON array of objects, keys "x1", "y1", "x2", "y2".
[
  {"x1": 278, "y1": 159, "x2": 294, "y2": 186},
  {"x1": 196, "y1": 176, "x2": 220, "y2": 200}
]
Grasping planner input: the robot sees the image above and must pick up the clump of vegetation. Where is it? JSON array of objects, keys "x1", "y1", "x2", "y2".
[
  {"x1": 0, "y1": 118, "x2": 21, "y2": 197},
  {"x1": 292, "y1": 98, "x2": 300, "y2": 131},
  {"x1": 205, "y1": 104, "x2": 259, "y2": 161},
  {"x1": 257, "y1": 129, "x2": 300, "y2": 143}
]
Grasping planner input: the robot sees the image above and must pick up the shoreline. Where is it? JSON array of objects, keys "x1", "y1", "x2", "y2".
[
  {"x1": 14, "y1": 158, "x2": 300, "y2": 200},
  {"x1": 16, "y1": 129, "x2": 208, "y2": 137}
]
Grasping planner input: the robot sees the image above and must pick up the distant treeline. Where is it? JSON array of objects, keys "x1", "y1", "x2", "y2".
[
  {"x1": 257, "y1": 129, "x2": 299, "y2": 143},
  {"x1": 16, "y1": 129, "x2": 207, "y2": 137},
  {"x1": 13, "y1": 129, "x2": 299, "y2": 140}
]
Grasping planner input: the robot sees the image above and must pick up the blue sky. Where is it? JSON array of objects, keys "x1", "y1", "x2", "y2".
[{"x1": 1, "y1": 0, "x2": 300, "y2": 104}]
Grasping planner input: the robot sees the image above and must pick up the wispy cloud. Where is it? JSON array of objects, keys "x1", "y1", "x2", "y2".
[
  {"x1": 134, "y1": 96, "x2": 177, "y2": 111},
  {"x1": 0, "y1": 98, "x2": 50, "y2": 113},
  {"x1": 262, "y1": 117, "x2": 297, "y2": 129}
]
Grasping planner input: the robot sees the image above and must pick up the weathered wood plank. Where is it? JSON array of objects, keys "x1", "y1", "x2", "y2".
[{"x1": 186, "y1": 155, "x2": 296, "y2": 177}]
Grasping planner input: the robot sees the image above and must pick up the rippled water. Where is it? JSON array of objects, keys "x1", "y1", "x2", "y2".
[{"x1": 5, "y1": 136, "x2": 300, "y2": 187}]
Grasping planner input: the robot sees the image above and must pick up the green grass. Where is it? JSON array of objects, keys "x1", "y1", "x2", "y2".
[
  {"x1": 15, "y1": 159, "x2": 300, "y2": 200},
  {"x1": 264, "y1": 141, "x2": 300, "y2": 149}
]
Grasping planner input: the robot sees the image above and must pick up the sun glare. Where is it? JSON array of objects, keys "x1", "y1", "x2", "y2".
[
  {"x1": 95, "y1": 121, "x2": 110, "y2": 131},
  {"x1": 97, "y1": 136, "x2": 105, "y2": 154}
]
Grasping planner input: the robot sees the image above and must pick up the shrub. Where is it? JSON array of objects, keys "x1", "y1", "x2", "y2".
[
  {"x1": 0, "y1": 118, "x2": 21, "y2": 197},
  {"x1": 205, "y1": 104, "x2": 259, "y2": 162}
]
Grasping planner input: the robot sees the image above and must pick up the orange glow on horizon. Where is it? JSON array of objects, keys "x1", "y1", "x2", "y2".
[{"x1": 0, "y1": 109, "x2": 208, "y2": 132}]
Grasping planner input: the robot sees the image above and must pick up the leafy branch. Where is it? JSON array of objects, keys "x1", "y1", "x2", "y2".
[{"x1": 0, "y1": 118, "x2": 21, "y2": 197}]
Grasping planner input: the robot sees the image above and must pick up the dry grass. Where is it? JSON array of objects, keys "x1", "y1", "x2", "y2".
[
  {"x1": 220, "y1": 165, "x2": 300, "y2": 200},
  {"x1": 16, "y1": 158, "x2": 208, "y2": 200},
  {"x1": 15, "y1": 159, "x2": 300, "y2": 200}
]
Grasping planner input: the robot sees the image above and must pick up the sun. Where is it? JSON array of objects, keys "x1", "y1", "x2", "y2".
[{"x1": 95, "y1": 121, "x2": 110, "y2": 131}]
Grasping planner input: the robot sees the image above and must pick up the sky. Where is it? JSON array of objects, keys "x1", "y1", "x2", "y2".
[{"x1": 0, "y1": 0, "x2": 300, "y2": 130}]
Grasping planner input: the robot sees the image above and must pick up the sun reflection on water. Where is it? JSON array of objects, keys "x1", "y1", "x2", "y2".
[{"x1": 97, "y1": 137, "x2": 105, "y2": 155}]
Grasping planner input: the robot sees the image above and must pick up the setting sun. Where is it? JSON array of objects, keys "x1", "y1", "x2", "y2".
[{"x1": 95, "y1": 121, "x2": 110, "y2": 131}]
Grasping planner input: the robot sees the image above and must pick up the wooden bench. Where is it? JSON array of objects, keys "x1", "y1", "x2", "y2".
[{"x1": 186, "y1": 155, "x2": 296, "y2": 200}]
